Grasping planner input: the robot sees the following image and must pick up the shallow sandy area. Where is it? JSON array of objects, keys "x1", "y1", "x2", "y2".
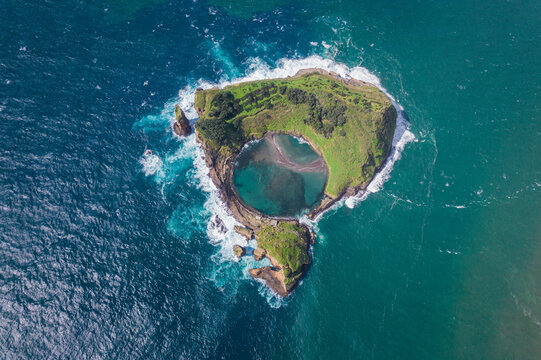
[{"x1": 267, "y1": 134, "x2": 328, "y2": 173}]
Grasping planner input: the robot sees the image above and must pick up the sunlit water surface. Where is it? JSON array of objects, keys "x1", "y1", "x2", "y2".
[{"x1": 1, "y1": 0, "x2": 540, "y2": 359}]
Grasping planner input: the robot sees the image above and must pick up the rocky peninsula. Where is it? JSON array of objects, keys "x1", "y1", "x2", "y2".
[{"x1": 191, "y1": 69, "x2": 397, "y2": 296}]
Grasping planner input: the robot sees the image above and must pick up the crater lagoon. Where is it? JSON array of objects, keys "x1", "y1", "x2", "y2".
[{"x1": 233, "y1": 134, "x2": 328, "y2": 217}]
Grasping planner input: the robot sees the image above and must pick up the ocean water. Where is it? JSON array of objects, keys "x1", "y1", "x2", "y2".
[
  {"x1": 233, "y1": 134, "x2": 327, "y2": 217},
  {"x1": 1, "y1": 0, "x2": 540, "y2": 359}
]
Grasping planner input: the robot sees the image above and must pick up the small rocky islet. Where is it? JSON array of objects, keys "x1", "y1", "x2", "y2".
[
  {"x1": 176, "y1": 69, "x2": 397, "y2": 296},
  {"x1": 172, "y1": 104, "x2": 192, "y2": 136}
]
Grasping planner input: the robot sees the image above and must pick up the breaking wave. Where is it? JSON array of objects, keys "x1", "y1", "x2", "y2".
[{"x1": 136, "y1": 55, "x2": 414, "y2": 306}]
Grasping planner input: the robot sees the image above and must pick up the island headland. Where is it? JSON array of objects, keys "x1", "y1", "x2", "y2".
[{"x1": 186, "y1": 68, "x2": 396, "y2": 297}]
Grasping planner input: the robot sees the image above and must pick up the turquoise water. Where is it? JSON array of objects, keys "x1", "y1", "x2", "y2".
[
  {"x1": 1, "y1": 0, "x2": 540, "y2": 358},
  {"x1": 233, "y1": 135, "x2": 327, "y2": 217},
  {"x1": 275, "y1": 135, "x2": 321, "y2": 165}
]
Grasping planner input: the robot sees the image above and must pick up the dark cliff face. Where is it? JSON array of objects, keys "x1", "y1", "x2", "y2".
[
  {"x1": 173, "y1": 104, "x2": 192, "y2": 136},
  {"x1": 380, "y1": 104, "x2": 397, "y2": 160}
]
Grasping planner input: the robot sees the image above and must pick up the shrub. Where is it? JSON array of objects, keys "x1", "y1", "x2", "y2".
[
  {"x1": 322, "y1": 122, "x2": 335, "y2": 138},
  {"x1": 209, "y1": 91, "x2": 240, "y2": 120},
  {"x1": 286, "y1": 87, "x2": 307, "y2": 104},
  {"x1": 196, "y1": 116, "x2": 244, "y2": 148},
  {"x1": 196, "y1": 117, "x2": 229, "y2": 145}
]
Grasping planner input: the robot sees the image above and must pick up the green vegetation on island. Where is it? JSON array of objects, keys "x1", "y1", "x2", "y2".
[
  {"x1": 195, "y1": 71, "x2": 396, "y2": 197},
  {"x1": 194, "y1": 70, "x2": 397, "y2": 295},
  {"x1": 255, "y1": 222, "x2": 310, "y2": 288}
]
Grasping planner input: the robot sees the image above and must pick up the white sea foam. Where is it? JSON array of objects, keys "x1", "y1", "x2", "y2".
[
  {"x1": 191, "y1": 137, "x2": 245, "y2": 254},
  {"x1": 139, "y1": 151, "x2": 164, "y2": 177},
  {"x1": 141, "y1": 55, "x2": 414, "y2": 306},
  {"x1": 445, "y1": 204, "x2": 467, "y2": 209},
  {"x1": 200, "y1": 54, "x2": 416, "y2": 214}
]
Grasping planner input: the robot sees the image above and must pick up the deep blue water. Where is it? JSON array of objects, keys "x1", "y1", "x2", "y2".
[{"x1": 1, "y1": 0, "x2": 540, "y2": 359}]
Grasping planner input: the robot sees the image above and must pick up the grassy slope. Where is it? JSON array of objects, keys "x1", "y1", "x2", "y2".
[
  {"x1": 256, "y1": 222, "x2": 310, "y2": 287},
  {"x1": 195, "y1": 72, "x2": 396, "y2": 197}
]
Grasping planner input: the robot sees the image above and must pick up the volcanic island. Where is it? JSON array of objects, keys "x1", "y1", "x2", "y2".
[{"x1": 174, "y1": 69, "x2": 397, "y2": 297}]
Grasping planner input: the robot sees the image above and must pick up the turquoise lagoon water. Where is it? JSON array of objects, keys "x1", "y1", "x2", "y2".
[
  {"x1": 233, "y1": 134, "x2": 327, "y2": 217},
  {"x1": 1, "y1": 0, "x2": 540, "y2": 359},
  {"x1": 275, "y1": 134, "x2": 321, "y2": 165}
]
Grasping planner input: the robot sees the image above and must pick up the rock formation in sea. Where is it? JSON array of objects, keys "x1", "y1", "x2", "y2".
[
  {"x1": 233, "y1": 245, "x2": 246, "y2": 259},
  {"x1": 173, "y1": 104, "x2": 192, "y2": 136},
  {"x1": 253, "y1": 248, "x2": 266, "y2": 261},
  {"x1": 249, "y1": 267, "x2": 287, "y2": 297},
  {"x1": 234, "y1": 225, "x2": 253, "y2": 240}
]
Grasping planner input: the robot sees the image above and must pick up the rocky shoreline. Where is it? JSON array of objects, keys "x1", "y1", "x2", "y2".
[
  {"x1": 193, "y1": 126, "x2": 312, "y2": 296},
  {"x1": 194, "y1": 68, "x2": 383, "y2": 220},
  {"x1": 189, "y1": 68, "x2": 395, "y2": 297}
]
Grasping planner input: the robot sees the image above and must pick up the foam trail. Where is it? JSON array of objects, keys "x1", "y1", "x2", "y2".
[
  {"x1": 189, "y1": 134, "x2": 285, "y2": 306},
  {"x1": 139, "y1": 151, "x2": 164, "y2": 178},
  {"x1": 141, "y1": 55, "x2": 413, "y2": 306},
  {"x1": 344, "y1": 66, "x2": 415, "y2": 208}
]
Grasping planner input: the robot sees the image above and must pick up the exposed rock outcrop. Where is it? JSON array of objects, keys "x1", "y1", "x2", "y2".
[
  {"x1": 192, "y1": 69, "x2": 396, "y2": 297},
  {"x1": 249, "y1": 267, "x2": 287, "y2": 298},
  {"x1": 233, "y1": 245, "x2": 246, "y2": 259},
  {"x1": 173, "y1": 104, "x2": 192, "y2": 136},
  {"x1": 234, "y1": 225, "x2": 253, "y2": 240},
  {"x1": 253, "y1": 248, "x2": 266, "y2": 261}
]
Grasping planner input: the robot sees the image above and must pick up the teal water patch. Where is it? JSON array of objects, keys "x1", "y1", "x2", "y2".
[
  {"x1": 133, "y1": 77, "x2": 290, "y2": 308},
  {"x1": 208, "y1": 40, "x2": 242, "y2": 80},
  {"x1": 166, "y1": 202, "x2": 208, "y2": 242},
  {"x1": 134, "y1": 56, "x2": 412, "y2": 312},
  {"x1": 210, "y1": 0, "x2": 289, "y2": 19},
  {"x1": 98, "y1": 0, "x2": 169, "y2": 22},
  {"x1": 275, "y1": 135, "x2": 320, "y2": 165},
  {"x1": 233, "y1": 134, "x2": 328, "y2": 217}
]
